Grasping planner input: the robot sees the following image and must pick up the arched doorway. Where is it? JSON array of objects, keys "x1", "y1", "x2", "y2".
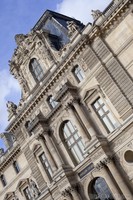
[{"x1": 89, "y1": 177, "x2": 114, "y2": 200}]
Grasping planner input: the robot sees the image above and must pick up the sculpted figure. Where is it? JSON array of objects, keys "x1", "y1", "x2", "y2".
[
  {"x1": 6, "y1": 101, "x2": 17, "y2": 116},
  {"x1": 29, "y1": 179, "x2": 40, "y2": 198},
  {"x1": 67, "y1": 21, "x2": 78, "y2": 36},
  {"x1": 13, "y1": 192, "x2": 19, "y2": 200},
  {"x1": 91, "y1": 9, "x2": 102, "y2": 20},
  {"x1": 0, "y1": 148, "x2": 4, "y2": 156}
]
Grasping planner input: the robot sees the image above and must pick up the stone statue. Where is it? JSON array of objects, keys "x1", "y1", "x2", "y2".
[
  {"x1": 0, "y1": 148, "x2": 4, "y2": 156},
  {"x1": 67, "y1": 21, "x2": 79, "y2": 36},
  {"x1": 91, "y1": 9, "x2": 102, "y2": 20},
  {"x1": 6, "y1": 101, "x2": 17, "y2": 116},
  {"x1": 15, "y1": 34, "x2": 27, "y2": 46},
  {"x1": 29, "y1": 179, "x2": 40, "y2": 198},
  {"x1": 13, "y1": 192, "x2": 19, "y2": 200}
]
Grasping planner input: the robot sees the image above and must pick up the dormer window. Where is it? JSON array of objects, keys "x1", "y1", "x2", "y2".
[
  {"x1": 47, "y1": 95, "x2": 58, "y2": 109},
  {"x1": 29, "y1": 58, "x2": 44, "y2": 82},
  {"x1": 72, "y1": 65, "x2": 85, "y2": 83}
]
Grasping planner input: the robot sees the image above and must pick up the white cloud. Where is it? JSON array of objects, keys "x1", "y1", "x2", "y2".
[
  {"x1": 56, "y1": 0, "x2": 111, "y2": 24},
  {"x1": 0, "y1": 69, "x2": 20, "y2": 133}
]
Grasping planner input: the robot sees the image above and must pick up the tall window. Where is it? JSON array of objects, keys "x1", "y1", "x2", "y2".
[
  {"x1": 23, "y1": 187, "x2": 32, "y2": 200},
  {"x1": 13, "y1": 161, "x2": 20, "y2": 174},
  {"x1": 92, "y1": 98, "x2": 118, "y2": 133},
  {"x1": 29, "y1": 58, "x2": 44, "y2": 81},
  {"x1": 90, "y1": 177, "x2": 114, "y2": 200},
  {"x1": 0, "y1": 174, "x2": 7, "y2": 187},
  {"x1": 47, "y1": 95, "x2": 58, "y2": 109},
  {"x1": 39, "y1": 153, "x2": 53, "y2": 180},
  {"x1": 62, "y1": 120, "x2": 85, "y2": 164},
  {"x1": 73, "y1": 65, "x2": 85, "y2": 83}
]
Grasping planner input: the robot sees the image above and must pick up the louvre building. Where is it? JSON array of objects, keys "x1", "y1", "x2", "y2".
[{"x1": 0, "y1": 0, "x2": 133, "y2": 199}]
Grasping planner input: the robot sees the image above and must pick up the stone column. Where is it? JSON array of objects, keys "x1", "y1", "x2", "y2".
[
  {"x1": 44, "y1": 132, "x2": 63, "y2": 168},
  {"x1": 72, "y1": 100, "x2": 96, "y2": 139},
  {"x1": 37, "y1": 134, "x2": 57, "y2": 173},
  {"x1": 67, "y1": 105, "x2": 90, "y2": 145},
  {"x1": 104, "y1": 158, "x2": 133, "y2": 200},
  {"x1": 96, "y1": 163, "x2": 124, "y2": 200}
]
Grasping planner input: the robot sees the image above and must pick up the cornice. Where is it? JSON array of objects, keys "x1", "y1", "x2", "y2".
[
  {"x1": 0, "y1": 143, "x2": 21, "y2": 171},
  {"x1": 88, "y1": 0, "x2": 132, "y2": 40}
]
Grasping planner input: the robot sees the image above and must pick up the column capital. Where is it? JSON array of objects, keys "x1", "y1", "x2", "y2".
[
  {"x1": 95, "y1": 161, "x2": 104, "y2": 171},
  {"x1": 35, "y1": 133, "x2": 44, "y2": 141},
  {"x1": 102, "y1": 157, "x2": 112, "y2": 166}
]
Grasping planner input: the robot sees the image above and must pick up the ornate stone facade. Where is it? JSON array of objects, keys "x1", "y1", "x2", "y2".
[{"x1": 0, "y1": 1, "x2": 133, "y2": 200}]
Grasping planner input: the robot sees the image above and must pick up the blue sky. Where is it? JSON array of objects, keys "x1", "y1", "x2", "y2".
[{"x1": 0, "y1": 0, "x2": 111, "y2": 148}]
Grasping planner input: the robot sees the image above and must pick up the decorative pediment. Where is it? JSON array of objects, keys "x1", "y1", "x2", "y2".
[
  {"x1": 4, "y1": 192, "x2": 17, "y2": 200},
  {"x1": 16, "y1": 178, "x2": 29, "y2": 190},
  {"x1": 83, "y1": 85, "x2": 100, "y2": 101},
  {"x1": 32, "y1": 143, "x2": 41, "y2": 153},
  {"x1": 4, "y1": 192, "x2": 12, "y2": 200}
]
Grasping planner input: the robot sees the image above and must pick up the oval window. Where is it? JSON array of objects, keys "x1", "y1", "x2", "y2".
[{"x1": 124, "y1": 150, "x2": 133, "y2": 163}]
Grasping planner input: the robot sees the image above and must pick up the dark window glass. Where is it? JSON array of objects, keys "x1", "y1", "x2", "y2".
[
  {"x1": 23, "y1": 187, "x2": 32, "y2": 200},
  {"x1": 73, "y1": 65, "x2": 85, "y2": 83},
  {"x1": 49, "y1": 34, "x2": 62, "y2": 50},
  {"x1": 62, "y1": 120, "x2": 85, "y2": 164},
  {"x1": 29, "y1": 58, "x2": 44, "y2": 81},
  {"x1": 13, "y1": 161, "x2": 20, "y2": 174},
  {"x1": 39, "y1": 153, "x2": 53, "y2": 180},
  {"x1": 0, "y1": 174, "x2": 7, "y2": 187},
  {"x1": 91, "y1": 177, "x2": 114, "y2": 200},
  {"x1": 92, "y1": 98, "x2": 118, "y2": 133}
]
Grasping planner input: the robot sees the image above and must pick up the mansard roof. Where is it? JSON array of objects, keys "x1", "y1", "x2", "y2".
[{"x1": 32, "y1": 9, "x2": 85, "y2": 31}]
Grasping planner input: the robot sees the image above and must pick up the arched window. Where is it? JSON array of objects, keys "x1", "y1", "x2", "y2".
[
  {"x1": 29, "y1": 58, "x2": 44, "y2": 81},
  {"x1": 72, "y1": 65, "x2": 85, "y2": 83},
  {"x1": 47, "y1": 95, "x2": 58, "y2": 109},
  {"x1": 61, "y1": 120, "x2": 85, "y2": 164},
  {"x1": 90, "y1": 177, "x2": 114, "y2": 200}
]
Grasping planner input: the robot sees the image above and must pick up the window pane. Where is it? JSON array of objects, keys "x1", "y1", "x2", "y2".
[
  {"x1": 13, "y1": 161, "x2": 20, "y2": 174},
  {"x1": 30, "y1": 58, "x2": 44, "y2": 81},
  {"x1": 63, "y1": 120, "x2": 84, "y2": 164},
  {"x1": 78, "y1": 140, "x2": 85, "y2": 151},
  {"x1": 103, "y1": 105, "x2": 108, "y2": 112},
  {"x1": 98, "y1": 98, "x2": 103, "y2": 105},
  {"x1": 64, "y1": 125, "x2": 71, "y2": 137},
  {"x1": 39, "y1": 153, "x2": 53, "y2": 179},
  {"x1": 73, "y1": 145, "x2": 84, "y2": 162},
  {"x1": 103, "y1": 117, "x2": 114, "y2": 132},
  {"x1": 74, "y1": 133, "x2": 79, "y2": 140},
  {"x1": 94, "y1": 102, "x2": 99, "y2": 109},
  {"x1": 107, "y1": 113, "x2": 117, "y2": 127},
  {"x1": 69, "y1": 137, "x2": 74, "y2": 144},
  {"x1": 93, "y1": 98, "x2": 118, "y2": 133},
  {"x1": 73, "y1": 66, "x2": 85, "y2": 82},
  {"x1": 67, "y1": 121, "x2": 75, "y2": 133},
  {"x1": 98, "y1": 109, "x2": 104, "y2": 116}
]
